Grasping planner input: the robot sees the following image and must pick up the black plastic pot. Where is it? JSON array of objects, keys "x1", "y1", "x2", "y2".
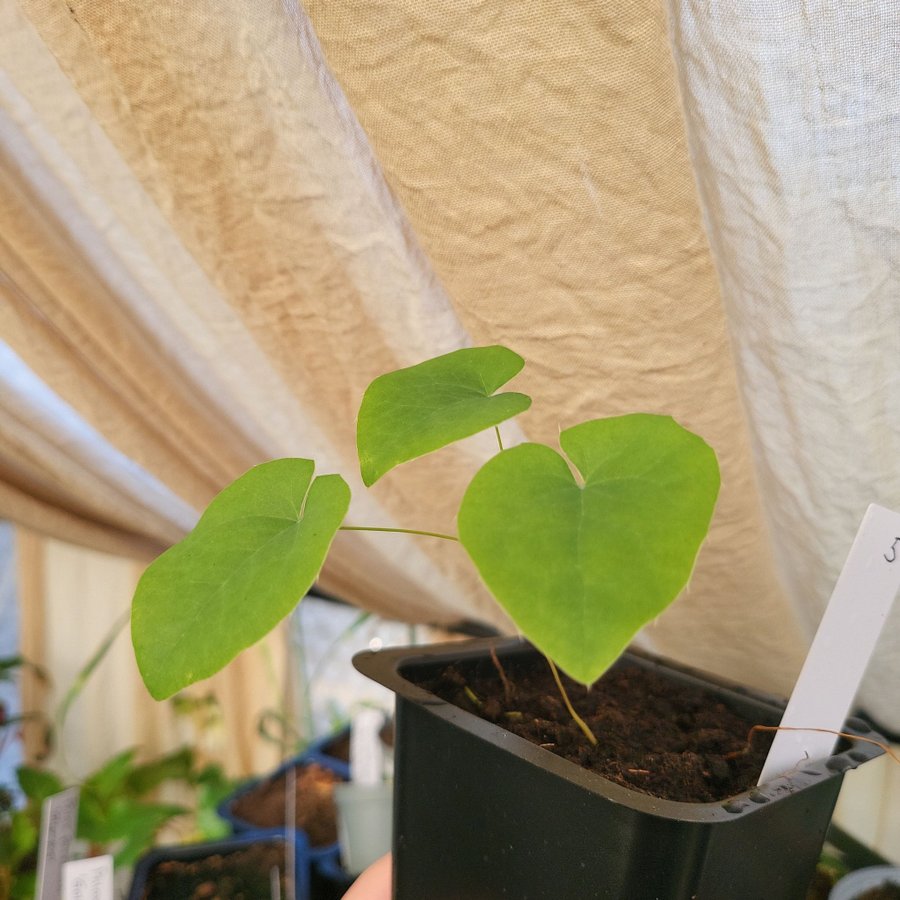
[
  {"x1": 128, "y1": 829, "x2": 310, "y2": 900},
  {"x1": 354, "y1": 637, "x2": 885, "y2": 900}
]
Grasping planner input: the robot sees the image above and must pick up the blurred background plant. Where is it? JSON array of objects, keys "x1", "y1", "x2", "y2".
[
  {"x1": 0, "y1": 641, "x2": 237, "y2": 899},
  {"x1": 0, "y1": 591, "x2": 449, "y2": 899}
]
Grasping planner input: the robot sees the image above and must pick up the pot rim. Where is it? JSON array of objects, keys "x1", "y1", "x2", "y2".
[{"x1": 354, "y1": 636, "x2": 885, "y2": 824}]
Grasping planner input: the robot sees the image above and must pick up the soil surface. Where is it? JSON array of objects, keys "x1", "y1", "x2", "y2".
[
  {"x1": 414, "y1": 652, "x2": 776, "y2": 803},
  {"x1": 230, "y1": 762, "x2": 340, "y2": 847},
  {"x1": 858, "y1": 885, "x2": 900, "y2": 900},
  {"x1": 140, "y1": 843, "x2": 286, "y2": 899}
]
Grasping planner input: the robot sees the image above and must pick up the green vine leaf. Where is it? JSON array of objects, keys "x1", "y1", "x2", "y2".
[
  {"x1": 357, "y1": 346, "x2": 531, "y2": 486},
  {"x1": 457, "y1": 414, "x2": 720, "y2": 685},
  {"x1": 131, "y1": 459, "x2": 350, "y2": 700}
]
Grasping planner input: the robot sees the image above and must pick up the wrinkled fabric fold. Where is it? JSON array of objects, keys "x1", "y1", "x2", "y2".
[{"x1": 669, "y1": 0, "x2": 900, "y2": 730}]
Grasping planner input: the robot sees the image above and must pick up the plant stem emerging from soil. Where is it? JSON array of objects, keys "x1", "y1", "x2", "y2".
[
  {"x1": 546, "y1": 656, "x2": 598, "y2": 746},
  {"x1": 490, "y1": 644, "x2": 513, "y2": 704}
]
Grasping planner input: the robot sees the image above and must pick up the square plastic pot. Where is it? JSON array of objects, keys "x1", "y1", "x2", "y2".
[
  {"x1": 218, "y1": 754, "x2": 348, "y2": 878},
  {"x1": 128, "y1": 829, "x2": 309, "y2": 900},
  {"x1": 303, "y1": 727, "x2": 352, "y2": 774},
  {"x1": 354, "y1": 637, "x2": 886, "y2": 900}
]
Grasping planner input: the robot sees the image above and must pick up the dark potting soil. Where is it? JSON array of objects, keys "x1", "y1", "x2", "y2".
[
  {"x1": 140, "y1": 843, "x2": 286, "y2": 899},
  {"x1": 230, "y1": 762, "x2": 340, "y2": 847},
  {"x1": 414, "y1": 653, "x2": 776, "y2": 803},
  {"x1": 858, "y1": 884, "x2": 900, "y2": 900}
]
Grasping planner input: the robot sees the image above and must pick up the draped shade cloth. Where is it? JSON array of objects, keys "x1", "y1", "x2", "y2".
[{"x1": 2, "y1": 0, "x2": 899, "y2": 732}]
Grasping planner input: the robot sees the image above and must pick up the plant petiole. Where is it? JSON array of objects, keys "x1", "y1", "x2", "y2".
[
  {"x1": 339, "y1": 525, "x2": 458, "y2": 542},
  {"x1": 546, "y1": 656, "x2": 598, "y2": 747},
  {"x1": 490, "y1": 643, "x2": 513, "y2": 703}
]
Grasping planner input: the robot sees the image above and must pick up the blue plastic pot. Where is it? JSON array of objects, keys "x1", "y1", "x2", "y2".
[
  {"x1": 303, "y1": 727, "x2": 351, "y2": 771},
  {"x1": 311, "y1": 847, "x2": 356, "y2": 900},
  {"x1": 217, "y1": 754, "x2": 347, "y2": 881}
]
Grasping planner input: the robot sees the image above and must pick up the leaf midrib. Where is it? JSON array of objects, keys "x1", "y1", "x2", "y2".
[{"x1": 163, "y1": 510, "x2": 311, "y2": 666}]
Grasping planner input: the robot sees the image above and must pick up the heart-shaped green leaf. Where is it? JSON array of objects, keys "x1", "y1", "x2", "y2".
[
  {"x1": 458, "y1": 414, "x2": 719, "y2": 684},
  {"x1": 132, "y1": 459, "x2": 350, "y2": 699},
  {"x1": 357, "y1": 346, "x2": 531, "y2": 486}
]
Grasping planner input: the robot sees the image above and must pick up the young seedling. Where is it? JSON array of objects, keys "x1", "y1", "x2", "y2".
[{"x1": 131, "y1": 346, "x2": 720, "y2": 723}]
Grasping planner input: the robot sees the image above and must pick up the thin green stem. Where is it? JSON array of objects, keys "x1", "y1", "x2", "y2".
[
  {"x1": 340, "y1": 525, "x2": 458, "y2": 542},
  {"x1": 546, "y1": 656, "x2": 598, "y2": 747},
  {"x1": 494, "y1": 426, "x2": 504, "y2": 452},
  {"x1": 54, "y1": 609, "x2": 130, "y2": 773}
]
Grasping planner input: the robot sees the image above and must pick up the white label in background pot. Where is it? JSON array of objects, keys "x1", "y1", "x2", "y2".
[
  {"x1": 759, "y1": 503, "x2": 900, "y2": 784},
  {"x1": 61, "y1": 855, "x2": 113, "y2": 900}
]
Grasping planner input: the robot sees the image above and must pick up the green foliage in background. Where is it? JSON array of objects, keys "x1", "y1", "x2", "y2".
[{"x1": 0, "y1": 746, "x2": 235, "y2": 898}]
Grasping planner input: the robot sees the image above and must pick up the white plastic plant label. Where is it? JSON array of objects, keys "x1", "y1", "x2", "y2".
[
  {"x1": 759, "y1": 503, "x2": 900, "y2": 784},
  {"x1": 61, "y1": 855, "x2": 113, "y2": 900},
  {"x1": 35, "y1": 786, "x2": 80, "y2": 900},
  {"x1": 350, "y1": 708, "x2": 386, "y2": 786}
]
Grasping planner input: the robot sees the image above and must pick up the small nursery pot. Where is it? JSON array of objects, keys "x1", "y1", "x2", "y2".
[
  {"x1": 302, "y1": 727, "x2": 353, "y2": 775},
  {"x1": 218, "y1": 752, "x2": 348, "y2": 895},
  {"x1": 354, "y1": 637, "x2": 886, "y2": 900},
  {"x1": 128, "y1": 829, "x2": 310, "y2": 900},
  {"x1": 219, "y1": 754, "x2": 346, "y2": 835},
  {"x1": 830, "y1": 866, "x2": 900, "y2": 900}
]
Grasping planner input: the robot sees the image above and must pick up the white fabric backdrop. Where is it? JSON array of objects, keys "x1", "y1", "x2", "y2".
[{"x1": 670, "y1": 2, "x2": 900, "y2": 730}]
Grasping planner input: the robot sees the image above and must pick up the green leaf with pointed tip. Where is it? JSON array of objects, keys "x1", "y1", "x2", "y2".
[
  {"x1": 357, "y1": 346, "x2": 531, "y2": 486},
  {"x1": 132, "y1": 459, "x2": 350, "y2": 700},
  {"x1": 458, "y1": 414, "x2": 719, "y2": 685}
]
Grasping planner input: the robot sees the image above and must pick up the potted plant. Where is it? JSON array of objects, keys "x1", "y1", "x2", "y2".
[
  {"x1": 129, "y1": 346, "x2": 886, "y2": 898},
  {"x1": 354, "y1": 636, "x2": 885, "y2": 898},
  {"x1": 217, "y1": 754, "x2": 346, "y2": 888}
]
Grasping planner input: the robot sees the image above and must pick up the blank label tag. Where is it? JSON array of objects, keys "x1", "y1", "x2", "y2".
[
  {"x1": 759, "y1": 503, "x2": 900, "y2": 784},
  {"x1": 35, "y1": 787, "x2": 80, "y2": 900}
]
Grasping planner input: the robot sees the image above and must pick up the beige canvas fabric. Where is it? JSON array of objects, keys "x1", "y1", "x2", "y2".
[
  {"x1": 0, "y1": 0, "x2": 807, "y2": 701},
  {"x1": 301, "y1": 1, "x2": 812, "y2": 692},
  {"x1": 668, "y1": 3, "x2": 900, "y2": 730}
]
